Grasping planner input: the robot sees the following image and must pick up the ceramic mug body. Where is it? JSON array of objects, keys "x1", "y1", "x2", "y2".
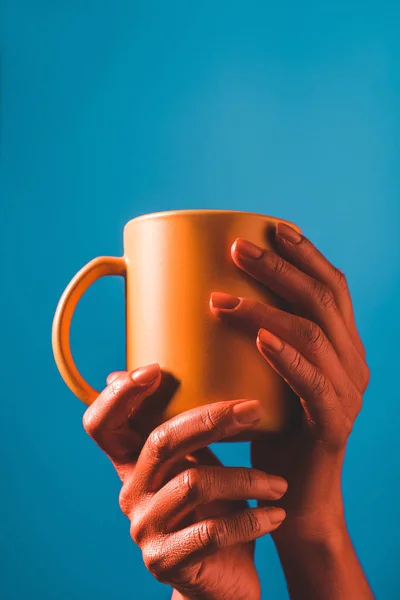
[{"x1": 52, "y1": 210, "x2": 301, "y2": 441}]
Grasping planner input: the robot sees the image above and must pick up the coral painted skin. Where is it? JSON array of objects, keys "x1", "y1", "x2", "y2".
[
  {"x1": 83, "y1": 222, "x2": 373, "y2": 600},
  {"x1": 83, "y1": 365, "x2": 287, "y2": 600},
  {"x1": 210, "y1": 222, "x2": 374, "y2": 600}
]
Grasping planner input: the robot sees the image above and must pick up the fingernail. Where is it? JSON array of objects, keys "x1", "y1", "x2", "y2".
[
  {"x1": 268, "y1": 476, "x2": 288, "y2": 498},
  {"x1": 276, "y1": 222, "x2": 302, "y2": 244},
  {"x1": 234, "y1": 238, "x2": 264, "y2": 260},
  {"x1": 131, "y1": 363, "x2": 160, "y2": 385},
  {"x1": 210, "y1": 292, "x2": 240, "y2": 310},
  {"x1": 258, "y1": 329, "x2": 284, "y2": 353},
  {"x1": 265, "y1": 507, "x2": 286, "y2": 524},
  {"x1": 232, "y1": 399, "x2": 264, "y2": 425}
]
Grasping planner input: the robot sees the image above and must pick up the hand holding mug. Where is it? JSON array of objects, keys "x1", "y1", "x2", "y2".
[
  {"x1": 54, "y1": 211, "x2": 373, "y2": 599},
  {"x1": 210, "y1": 223, "x2": 373, "y2": 599},
  {"x1": 83, "y1": 365, "x2": 288, "y2": 600},
  {"x1": 210, "y1": 223, "x2": 369, "y2": 532}
]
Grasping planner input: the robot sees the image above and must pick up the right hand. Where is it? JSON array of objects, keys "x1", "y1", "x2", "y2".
[{"x1": 82, "y1": 363, "x2": 288, "y2": 600}]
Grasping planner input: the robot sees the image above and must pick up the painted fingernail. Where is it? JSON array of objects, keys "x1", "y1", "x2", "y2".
[
  {"x1": 265, "y1": 507, "x2": 286, "y2": 524},
  {"x1": 276, "y1": 222, "x2": 302, "y2": 244},
  {"x1": 131, "y1": 363, "x2": 160, "y2": 385},
  {"x1": 268, "y1": 476, "x2": 288, "y2": 498},
  {"x1": 234, "y1": 238, "x2": 264, "y2": 260},
  {"x1": 210, "y1": 292, "x2": 240, "y2": 310},
  {"x1": 258, "y1": 329, "x2": 284, "y2": 353},
  {"x1": 232, "y1": 399, "x2": 264, "y2": 425}
]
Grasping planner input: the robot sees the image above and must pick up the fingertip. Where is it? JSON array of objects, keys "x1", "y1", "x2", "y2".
[
  {"x1": 268, "y1": 475, "x2": 289, "y2": 499},
  {"x1": 209, "y1": 292, "x2": 241, "y2": 315},
  {"x1": 265, "y1": 506, "x2": 286, "y2": 526},
  {"x1": 209, "y1": 295, "x2": 220, "y2": 317},
  {"x1": 130, "y1": 363, "x2": 161, "y2": 387},
  {"x1": 275, "y1": 222, "x2": 302, "y2": 244},
  {"x1": 257, "y1": 328, "x2": 284, "y2": 353},
  {"x1": 231, "y1": 238, "x2": 239, "y2": 253},
  {"x1": 107, "y1": 371, "x2": 125, "y2": 385},
  {"x1": 230, "y1": 238, "x2": 241, "y2": 264},
  {"x1": 231, "y1": 238, "x2": 265, "y2": 261}
]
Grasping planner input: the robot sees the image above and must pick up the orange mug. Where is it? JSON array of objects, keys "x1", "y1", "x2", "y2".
[{"x1": 52, "y1": 209, "x2": 301, "y2": 441}]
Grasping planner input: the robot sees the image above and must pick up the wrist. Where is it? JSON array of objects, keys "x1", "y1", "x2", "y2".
[
  {"x1": 272, "y1": 508, "x2": 347, "y2": 550},
  {"x1": 271, "y1": 515, "x2": 374, "y2": 600},
  {"x1": 271, "y1": 495, "x2": 347, "y2": 546},
  {"x1": 273, "y1": 448, "x2": 345, "y2": 544}
]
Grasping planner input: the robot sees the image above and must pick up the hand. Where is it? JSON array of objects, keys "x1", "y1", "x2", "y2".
[
  {"x1": 210, "y1": 222, "x2": 370, "y2": 539},
  {"x1": 82, "y1": 365, "x2": 288, "y2": 600}
]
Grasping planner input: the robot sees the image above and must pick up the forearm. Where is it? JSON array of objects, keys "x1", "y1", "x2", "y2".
[{"x1": 273, "y1": 518, "x2": 374, "y2": 600}]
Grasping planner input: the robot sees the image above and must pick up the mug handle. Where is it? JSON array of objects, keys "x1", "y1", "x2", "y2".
[{"x1": 52, "y1": 256, "x2": 127, "y2": 405}]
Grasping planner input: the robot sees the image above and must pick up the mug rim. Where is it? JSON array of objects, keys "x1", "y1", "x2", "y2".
[{"x1": 125, "y1": 209, "x2": 300, "y2": 231}]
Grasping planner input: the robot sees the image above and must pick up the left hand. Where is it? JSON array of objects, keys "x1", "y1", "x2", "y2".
[
  {"x1": 210, "y1": 221, "x2": 370, "y2": 540},
  {"x1": 83, "y1": 370, "x2": 287, "y2": 600}
]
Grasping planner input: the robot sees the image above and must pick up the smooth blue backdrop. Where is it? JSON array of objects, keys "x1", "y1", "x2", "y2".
[{"x1": 1, "y1": 1, "x2": 399, "y2": 598}]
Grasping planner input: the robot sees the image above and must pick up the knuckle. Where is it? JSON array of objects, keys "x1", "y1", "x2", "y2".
[
  {"x1": 146, "y1": 427, "x2": 170, "y2": 463},
  {"x1": 107, "y1": 376, "x2": 126, "y2": 397},
  {"x1": 241, "y1": 510, "x2": 261, "y2": 538},
  {"x1": 118, "y1": 484, "x2": 132, "y2": 517},
  {"x1": 288, "y1": 351, "x2": 303, "y2": 375},
  {"x1": 302, "y1": 321, "x2": 328, "y2": 354},
  {"x1": 200, "y1": 467, "x2": 218, "y2": 496},
  {"x1": 333, "y1": 267, "x2": 349, "y2": 291},
  {"x1": 142, "y1": 545, "x2": 168, "y2": 580},
  {"x1": 309, "y1": 369, "x2": 330, "y2": 398},
  {"x1": 312, "y1": 280, "x2": 337, "y2": 314},
  {"x1": 201, "y1": 407, "x2": 219, "y2": 432},
  {"x1": 82, "y1": 377, "x2": 129, "y2": 438},
  {"x1": 241, "y1": 468, "x2": 257, "y2": 492},
  {"x1": 180, "y1": 468, "x2": 203, "y2": 502},
  {"x1": 129, "y1": 511, "x2": 147, "y2": 544},
  {"x1": 266, "y1": 252, "x2": 289, "y2": 276},
  {"x1": 82, "y1": 406, "x2": 98, "y2": 437},
  {"x1": 196, "y1": 519, "x2": 226, "y2": 551},
  {"x1": 200, "y1": 406, "x2": 227, "y2": 438}
]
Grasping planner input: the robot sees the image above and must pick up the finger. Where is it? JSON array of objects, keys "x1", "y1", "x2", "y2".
[
  {"x1": 180, "y1": 448, "x2": 252, "y2": 521},
  {"x1": 138, "y1": 466, "x2": 288, "y2": 533},
  {"x1": 275, "y1": 222, "x2": 365, "y2": 358},
  {"x1": 107, "y1": 371, "x2": 126, "y2": 385},
  {"x1": 119, "y1": 441, "x2": 227, "y2": 523},
  {"x1": 140, "y1": 506, "x2": 285, "y2": 579},
  {"x1": 210, "y1": 293, "x2": 348, "y2": 393},
  {"x1": 231, "y1": 239, "x2": 369, "y2": 392},
  {"x1": 134, "y1": 398, "x2": 265, "y2": 494},
  {"x1": 82, "y1": 363, "x2": 161, "y2": 464},
  {"x1": 256, "y1": 328, "x2": 353, "y2": 443}
]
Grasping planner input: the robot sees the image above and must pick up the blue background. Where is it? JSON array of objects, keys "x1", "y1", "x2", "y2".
[{"x1": 1, "y1": 1, "x2": 399, "y2": 598}]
